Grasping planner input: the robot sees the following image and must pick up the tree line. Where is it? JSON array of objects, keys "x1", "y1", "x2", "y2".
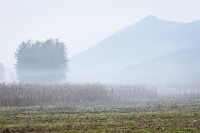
[{"x1": 0, "y1": 63, "x2": 5, "y2": 82}]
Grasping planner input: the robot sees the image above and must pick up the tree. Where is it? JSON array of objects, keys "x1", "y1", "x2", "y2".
[
  {"x1": 0, "y1": 63, "x2": 5, "y2": 82},
  {"x1": 15, "y1": 39, "x2": 68, "y2": 83}
]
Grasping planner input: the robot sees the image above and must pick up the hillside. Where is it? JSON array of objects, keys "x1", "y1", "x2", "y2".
[
  {"x1": 120, "y1": 44, "x2": 200, "y2": 85},
  {"x1": 69, "y1": 16, "x2": 200, "y2": 83}
]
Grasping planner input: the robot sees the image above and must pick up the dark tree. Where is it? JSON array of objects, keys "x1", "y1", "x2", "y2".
[
  {"x1": 0, "y1": 63, "x2": 5, "y2": 82},
  {"x1": 15, "y1": 39, "x2": 68, "y2": 83}
]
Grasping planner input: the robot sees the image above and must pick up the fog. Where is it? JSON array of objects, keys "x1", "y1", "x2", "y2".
[
  {"x1": 0, "y1": 0, "x2": 200, "y2": 95},
  {"x1": 69, "y1": 16, "x2": 200, "y2": 87},
  {"x1": 1, "y1": 0, "x2": 200, "y2": 67},
  {"x1": 1, "y1": 2, "x2": 200, "y2": 132}
]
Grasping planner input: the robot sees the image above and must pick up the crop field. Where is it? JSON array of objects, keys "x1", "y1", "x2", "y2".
[
  {"x1": 0, "y1": 83, "x2": 200, "y2": 132},
  {"x1": 1, "y1": 100, "x2": 200, "y2": 133}
]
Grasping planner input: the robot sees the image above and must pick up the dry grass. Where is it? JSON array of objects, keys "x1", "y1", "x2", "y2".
[{"x1": 0, "y1": 83, "x2": 157, "y2": 107}]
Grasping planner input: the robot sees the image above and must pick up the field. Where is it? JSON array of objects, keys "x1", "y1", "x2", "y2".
[
  {"x1": 1, "y1": 100, "x2": 200, "y2": 133},
  {"x1": 0, "y1": 83, "x2": 200, "y2": 132}
]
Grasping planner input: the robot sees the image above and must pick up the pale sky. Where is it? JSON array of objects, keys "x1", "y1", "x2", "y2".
[{"x1": 0, "y1": 0, "x2": 200, "y2": 67}]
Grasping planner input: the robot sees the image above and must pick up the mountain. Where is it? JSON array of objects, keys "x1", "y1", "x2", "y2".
[
  {"x1": 120, "y1": 44, "x2": 200, "y2": 85},
  {"x1": 69, "y1": 15, "x2": 200, "y2": 83}
]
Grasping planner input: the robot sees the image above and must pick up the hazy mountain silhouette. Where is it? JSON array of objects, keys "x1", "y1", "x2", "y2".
[
  {"x1": 120, "y1": 44, "x2": 200, "y2": 85},
  {"x1": 69, "y1": 15, "x2": 200, "y2": 83}
]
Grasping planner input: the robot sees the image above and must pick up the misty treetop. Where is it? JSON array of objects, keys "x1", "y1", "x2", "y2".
[{"x1": 15, "y1": 39, "x2": 68, "y2": 83}]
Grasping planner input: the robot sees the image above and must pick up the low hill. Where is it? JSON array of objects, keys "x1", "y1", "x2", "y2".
[{"x1": 120, "y1": 44, "x2": 200, "y2": 85}]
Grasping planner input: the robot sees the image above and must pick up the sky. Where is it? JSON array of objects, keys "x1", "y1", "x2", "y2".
[{"x1": 0, "y1": 0, "x2": 200, "y2": 67}]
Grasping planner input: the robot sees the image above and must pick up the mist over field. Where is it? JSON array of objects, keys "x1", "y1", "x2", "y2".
[
  {"x1": 0, "y1": 0, "x2": 200, "y2": 87},
  {"x1": 0, "y1": 0, "x2": 199, "y2": 94},
  {"x1": 2, "y1": 16, "x2": 199, "y2": 87},
  {"x1": 0, "y1": 1, "x2": 200, "y2": 132},
  {"x1": 1, "y1": 17, "x2": 200, "y2": 95}
]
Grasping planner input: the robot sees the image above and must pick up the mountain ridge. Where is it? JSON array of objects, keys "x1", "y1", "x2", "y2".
[{"x1": 69, "y1": 15, "x2": 200, "y2": 84}]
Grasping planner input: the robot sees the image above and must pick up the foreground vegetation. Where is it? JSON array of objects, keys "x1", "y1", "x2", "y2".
[
  {"x1": 0, "y1": 83, "x2": 157, "y2": 106},
  {"x1": 1, "y1": 100, "x2": 200, "y2": 133},
  {"x1": 0, "y1": 83, "x2": 200, "y2": 132}
]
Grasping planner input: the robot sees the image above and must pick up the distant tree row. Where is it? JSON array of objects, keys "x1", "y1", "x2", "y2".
[
  {"x1": 15, "y1": 39, "x2": 68, "y2": 83},
  {"x1": 0, "y1": 63, "x2": 5, "y2": 82}
]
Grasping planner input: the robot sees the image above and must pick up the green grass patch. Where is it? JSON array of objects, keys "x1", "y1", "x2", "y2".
[{"x1": 0, "y1": 106, "x2": 200, "y2": 132}]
